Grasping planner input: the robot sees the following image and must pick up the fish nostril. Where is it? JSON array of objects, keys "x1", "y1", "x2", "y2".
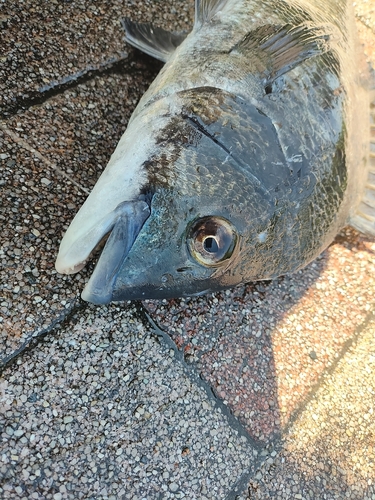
[
  {"x1": 265, "y1": 84, "x2": 272, "y2": 95},
  {"x1": 176, "y1": 267, "x2": 192, "y2": 273}
]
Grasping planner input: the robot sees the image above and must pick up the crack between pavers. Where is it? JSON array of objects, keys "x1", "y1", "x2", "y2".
[
  {"x1": 225, "y1": 446, "x2": 285, "y2": 500},
  {"x1": 142, "y1": 305, "x2": 258, "y2": 444},
  {"x1": 228, "y1": 308, "x2": 375, "y2": 499},
  {"x1": 0, "y1": 299, "x2": 85, "y2": 375},
  {"x1": 1, "y1": 51, "x2": 162, "y2": 195},
  {"x1": 2, "y1": 295, "x2": 281, "y2": 498},
  {"x1": 138, "y1": 303, "x2": 375, "y2": 499},
  {"x1": 1, "y1": 51, "x2": 162, "y2": 120},
  {"x1": 133, "y1": 301, "x2": 274, "y2": 500},
  {"x1": 0, "y1": 123, "x2": 90, "y2": 194},
  {"x1": 283, "y1": 307, "x2": 375, "y2": 435}
]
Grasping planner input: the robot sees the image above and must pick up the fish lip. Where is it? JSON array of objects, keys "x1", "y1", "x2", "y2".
[{"x1": 80, "y1": 199, "x2": 151, "y2": 305}]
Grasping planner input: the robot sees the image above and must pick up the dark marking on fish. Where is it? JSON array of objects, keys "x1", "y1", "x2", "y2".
[{"x1": 141, "y1": 115, "x2": 200, "y2": 191}]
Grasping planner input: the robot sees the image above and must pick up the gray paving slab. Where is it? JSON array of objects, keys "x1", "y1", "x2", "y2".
[
  {"x1": 245, "y1": 315, "x2": 375, "y2": 500},
  {"x1": 0, "y1": 65, "x2": 166, "y2": 360},
  {"x1": 0, "y1": 304, "x2": 258, "y2": 499},
  {"x1": 1, "y1": 0, "x2": 193, "y2": 118},
  {"x1": 0, "y1": 128, "x2": 85, "y2": 359}
]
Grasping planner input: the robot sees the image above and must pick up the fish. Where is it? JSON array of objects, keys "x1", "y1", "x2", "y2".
[{"x1": 55, "y1": 0, "x2": 375, "y2": 304}]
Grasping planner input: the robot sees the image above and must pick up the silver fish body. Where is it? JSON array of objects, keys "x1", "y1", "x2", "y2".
[{"x1": 55, "y1": 0, "x2": 373, "y2": 303}]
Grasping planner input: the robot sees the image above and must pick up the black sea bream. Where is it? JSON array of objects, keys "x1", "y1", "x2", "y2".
[{"x1": 55, "y1": 0, "x2": 375, "y2": 304}]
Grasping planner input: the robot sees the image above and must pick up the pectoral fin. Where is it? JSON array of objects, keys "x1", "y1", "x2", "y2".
[{"x1": 232, "y1": 23, "x2": 332, "y2": 84}]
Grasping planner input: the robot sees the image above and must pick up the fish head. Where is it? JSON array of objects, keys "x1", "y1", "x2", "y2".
[{"x1": 57, "y1": 86, "x2": 319, "y2": 304}]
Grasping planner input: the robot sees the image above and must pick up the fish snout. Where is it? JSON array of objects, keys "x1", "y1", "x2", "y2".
[{"x1": 79, "y1": 200, "x2": 151, "y2": 304}]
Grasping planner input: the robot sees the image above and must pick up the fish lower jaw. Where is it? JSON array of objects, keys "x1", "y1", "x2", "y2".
[{"x1": 81, "y1": 282, "x2": 112, "y2": 305}]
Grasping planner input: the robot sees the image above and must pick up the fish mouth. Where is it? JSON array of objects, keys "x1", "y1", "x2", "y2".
[{"x1": 56, "y1": 199, "x2": 150, "y2": 305}]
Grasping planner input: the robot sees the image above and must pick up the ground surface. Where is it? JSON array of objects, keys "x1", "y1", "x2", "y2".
[{"x1": 1, "y1": 1, "x2": 375, "y2": 499}]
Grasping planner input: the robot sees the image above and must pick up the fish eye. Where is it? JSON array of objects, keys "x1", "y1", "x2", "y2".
[{"x1": 187, "y1": 216, "x2": 237, "y2": 267}]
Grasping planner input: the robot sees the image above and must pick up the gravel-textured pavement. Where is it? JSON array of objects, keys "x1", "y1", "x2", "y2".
[{"x1": 1, "y1": 1, "x2": 375, "y2": 499}]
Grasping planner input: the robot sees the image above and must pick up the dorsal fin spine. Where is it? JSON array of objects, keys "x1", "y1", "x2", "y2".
[{"x1": 194, "y1": 0, "x2": 230, "y2": 30}]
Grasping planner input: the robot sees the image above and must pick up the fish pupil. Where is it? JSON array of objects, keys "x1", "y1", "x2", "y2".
[
  {"x1": 203, "y1": 236, "x2": 219, "y2": 253},
  {"x1": 265, "y1": 84, "x2": 272, "y2": 95}
]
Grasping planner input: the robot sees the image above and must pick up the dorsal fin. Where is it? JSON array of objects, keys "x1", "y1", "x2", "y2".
[
  {"x1": 121, "y1": 18, "x2": 187, "y2": 63},
  {"x1": 232, "y1": 23, "x2": 332, "y2": 84},
  {"x1": 194, "y1": 0, "x2": 230, "y2": 30}
]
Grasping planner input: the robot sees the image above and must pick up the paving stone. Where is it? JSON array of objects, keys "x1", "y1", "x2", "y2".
[
  {"x1": 0, "y1": 304, "x2": 257, "y2": 499},
  {"x1": 0, "y1": 65, "x2": 166, "y2": 361},
  {"x1": 1, "y1": 0, "x2": 375, "y2": 499},
  {"x1": 1, "y1": 0, "x2": 193, "y2": 117},
  {"x1": 0, "y1": 128, "x2": 87, "y2": 360},
  {"x1": 245, "y1": 317, "x2": 375, "y2": 500},
  {"x1": 356, "y1": 5, "x2": 375, "y2": 71}
]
